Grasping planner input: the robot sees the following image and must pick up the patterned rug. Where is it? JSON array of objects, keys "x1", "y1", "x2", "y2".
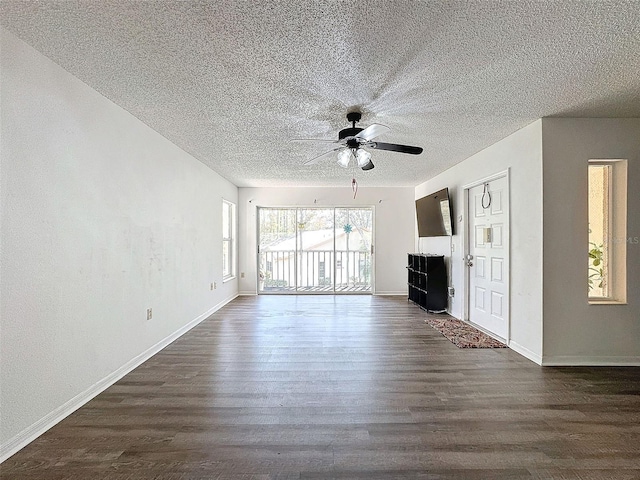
[{"x1": 425, "y1": 317, "x2": 508, "y2": 348}]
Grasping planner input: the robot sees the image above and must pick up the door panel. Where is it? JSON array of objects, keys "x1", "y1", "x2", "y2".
[
  {"x1": 475, "y1": 287, "x2": 486, "y2": 310},
  {"x1": 475, "y1": 256, "x2": 486, "y2": 278},
  {"x1": 491, "y1": 292, "x2": 504, "y2": 317},
  {"x1": 491, "y1": 190, "x2": 504, "y2": 215},
  {"x1": 491, "y1": 257, "x2": 503, "y2": 282},
  {"x1": 297, "y1": 208, "x2": 334, "y2": 291},
  {"x1": 258, "y1": 208, "x2": 297, "y2": 292},
  {"x1": 335, "y1": 208, "x2": 373, "y2": 292}
]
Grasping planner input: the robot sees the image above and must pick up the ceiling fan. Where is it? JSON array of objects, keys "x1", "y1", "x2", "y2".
[{"x1": 299, "y1": 112, "x2": 423, "y2": 171}]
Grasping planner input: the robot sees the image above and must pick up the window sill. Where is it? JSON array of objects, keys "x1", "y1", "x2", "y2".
[
  {"x1": 223, "y1": 276, "x2": 236, "y2": 283},
  {"x1": 588, "y1": 299, "x2": 627, "y2": 305}
]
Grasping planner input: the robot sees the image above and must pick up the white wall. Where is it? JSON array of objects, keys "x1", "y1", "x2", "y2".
[
  {"x1": 0, "y1": 28, "x2": 238, "y2": 458},
  {"x1": 238, "y1": 187, "x2": 415, "y2": 295},
  {"x1": 415, "y1": 121, "x2": 544, "y2": 363},
  {"x1": 541, "y1": 118, "x2": 640, "y2": 365}
]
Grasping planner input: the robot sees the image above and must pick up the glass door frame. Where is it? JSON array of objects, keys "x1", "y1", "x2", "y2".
[{"x1": 256, "y1": 205, "x2": 375, "y2": 295}]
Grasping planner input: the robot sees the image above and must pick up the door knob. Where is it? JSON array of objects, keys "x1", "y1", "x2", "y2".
[{"x1": 465, "y1": 254, "x2": 473, "y2": 267}]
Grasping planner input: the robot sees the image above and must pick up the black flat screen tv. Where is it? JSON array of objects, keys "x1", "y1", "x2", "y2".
[{"x1": 416, "y1": 188, "x2": 454, "y2": 237}]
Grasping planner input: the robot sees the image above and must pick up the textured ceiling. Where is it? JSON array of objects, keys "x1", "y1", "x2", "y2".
[{"x1": 2, "y1": 1, "x2": 640, "y2": 187}]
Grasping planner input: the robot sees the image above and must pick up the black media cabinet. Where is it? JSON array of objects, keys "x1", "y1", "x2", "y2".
[{"x1": 407, "y1": 254, "x2": 448, "y2": 312}]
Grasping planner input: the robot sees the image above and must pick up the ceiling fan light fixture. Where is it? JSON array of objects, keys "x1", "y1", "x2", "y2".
[
  {"x1": 337, "y1": 148, "x2": 353, "y2": 168},
  {"x1": 355, "y1": 148, "x2": 371, "y2": 167}
]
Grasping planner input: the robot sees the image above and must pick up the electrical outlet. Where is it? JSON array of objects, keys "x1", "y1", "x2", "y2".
[
  {"x1": 146, "y1": 308, "x2": 152, "y2": 320},
  {"x1": 214, "y1": 282, "x2": 217, "y2": 289},
  {"x1": 448, "y1": 287, "x2": 455, "y2": 297},
  {"x1": 210, "y1": 282, "x2": 214, "y2": 290},
  {"x1": 241, "y1": 272, "x2": 245, "y2": 278}
]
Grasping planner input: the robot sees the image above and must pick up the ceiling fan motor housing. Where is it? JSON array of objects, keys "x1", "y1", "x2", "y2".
[{"x1": 338, "y1": 127, "x2": 363, "y2": 144}]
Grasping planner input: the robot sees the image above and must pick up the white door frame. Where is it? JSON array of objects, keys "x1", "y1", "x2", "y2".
[{"x1": 462, "y1": 169, "x2": 511, "y2": 343}]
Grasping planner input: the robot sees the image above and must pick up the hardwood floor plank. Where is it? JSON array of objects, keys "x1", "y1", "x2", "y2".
[{"x1": 2, "y1": 295, "x2": 639, "y2": 479}]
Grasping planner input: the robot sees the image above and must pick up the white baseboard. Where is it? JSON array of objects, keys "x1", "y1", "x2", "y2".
[
  {"x1": 508, "y1": 340, "x2": 543, "y2": 365},
  {"x1": 541, "y1": 355, "x2": 640, "y2": 366},
  {"x1": 239, "y1": 291, "x2": 407, "y2": 296},
  {"x1": 0, "y1": 294, "x2": 237, "y2": 463}
]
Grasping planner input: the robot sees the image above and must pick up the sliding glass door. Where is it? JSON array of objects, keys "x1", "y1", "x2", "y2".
[
  {"x1": 334, "y1": 208, "x2": 373, "y2": 291},
  {"x1": 296, "y1": 208, "x2": 334, "y2": 291},
  {"x1": 258, "y1": 207, "x2": 373, "y2": 293}
]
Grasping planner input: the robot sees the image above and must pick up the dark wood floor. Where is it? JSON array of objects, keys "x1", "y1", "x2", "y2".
[{"x1": 3, "y1": 295, "x2": 639, "y2": 479}]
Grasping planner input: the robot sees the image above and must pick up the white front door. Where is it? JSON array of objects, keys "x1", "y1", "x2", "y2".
[{"x1": 467, "y1": 175, "x2": 509, "y2": 340}]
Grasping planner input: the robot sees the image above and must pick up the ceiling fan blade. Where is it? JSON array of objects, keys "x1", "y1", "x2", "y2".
[
  {"x1": 371, "y1": 142, "x2": 423, "y2": 155},
  {"x1": 355, "y1": 123, "x2": 390, "y2": 141},
  {"x1": 303, "y1": 147, "x2": 343, "y2": 165},
  {"x1": 292, "y1": 138, "x2": 340, "y2": 143},
  {"x1": 361, "y1": 160, "x2": 375, "y2": 171}
]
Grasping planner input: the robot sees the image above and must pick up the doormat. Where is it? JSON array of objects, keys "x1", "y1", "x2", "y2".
[{"x1": 425, "y1": 317, "x2": 508, "y2": 348}]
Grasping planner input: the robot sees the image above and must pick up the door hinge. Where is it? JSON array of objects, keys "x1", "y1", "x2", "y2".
[{"x1": 371, "y1": 244, "x2": 374, "y2": 255}]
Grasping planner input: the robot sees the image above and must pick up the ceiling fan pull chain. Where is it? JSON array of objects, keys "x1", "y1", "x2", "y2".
[{"x1": 352, "y1": 177, "x2": 358, "y2": 199}]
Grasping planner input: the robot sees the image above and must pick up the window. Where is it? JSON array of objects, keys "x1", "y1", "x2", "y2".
[
  {"x1": 588, "y1": 160, "x2": 627, "y2": 303},
  {"x1": 222, "y1": 199, "x2": 236, "y2": 280},
  {"x1": 588, "y1": 164, "x2": 610, "y2": 298}
]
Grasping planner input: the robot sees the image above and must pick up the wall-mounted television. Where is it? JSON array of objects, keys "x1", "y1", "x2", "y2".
[{"x1": 416, "y1": 187, "x2": 454, "y2": 237}]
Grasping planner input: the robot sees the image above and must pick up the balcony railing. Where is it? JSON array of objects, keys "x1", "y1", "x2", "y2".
[{"x1": 259, "y1": 249, "x2": 371, "y2": 292}]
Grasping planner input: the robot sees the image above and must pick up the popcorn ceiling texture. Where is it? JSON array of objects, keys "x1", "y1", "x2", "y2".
[{"x1": 2, "y1": 1, "x2": 639, "y2": 187}]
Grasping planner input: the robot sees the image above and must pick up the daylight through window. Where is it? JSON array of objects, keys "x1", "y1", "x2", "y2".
[
  {"x1": 588, "y1": 164, "x2": 610, "y2": 298},
  {"x1": 222, "y1": 199, "x2": 236, "y2": 280}
]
